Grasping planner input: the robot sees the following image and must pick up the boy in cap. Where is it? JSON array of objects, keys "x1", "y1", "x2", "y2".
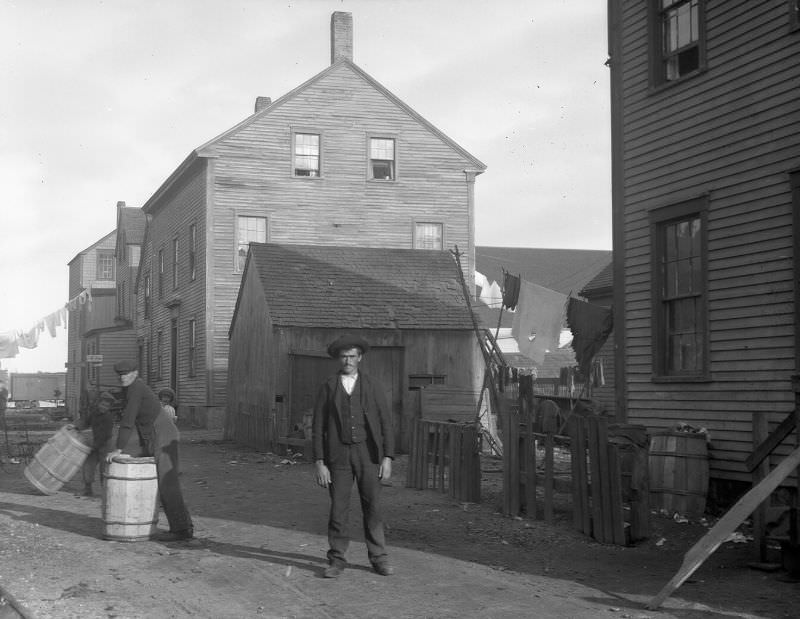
[
  {"x1": 106, "y1": 360, "x2": 193, "y2": 541},
  {"x1": 312, "y1": 334, "x2": 395, "y2": 578},
  {"x1": 74, "y1": 391, "x2": 116, "y2": 497}
]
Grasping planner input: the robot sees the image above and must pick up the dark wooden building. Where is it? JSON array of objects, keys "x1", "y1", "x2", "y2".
[
  {"x1": 226, "y1": 243, "x2": 478, "y2": 454},
  {"x1": 608, "y1": 0, "x2": 800, "y2": 487}
]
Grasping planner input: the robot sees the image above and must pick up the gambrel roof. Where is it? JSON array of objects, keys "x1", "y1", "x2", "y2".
[
  {"x1": 232, "y1": 243, "x2": 475, "y2": 332},
  {"x1": 143, "y1": 58, "x2": 485, "y2": 213}
]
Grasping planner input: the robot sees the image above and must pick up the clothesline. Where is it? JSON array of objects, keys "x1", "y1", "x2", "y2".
[{"x1": 0, "y1": 289, "x2": 93, "y2": 359}]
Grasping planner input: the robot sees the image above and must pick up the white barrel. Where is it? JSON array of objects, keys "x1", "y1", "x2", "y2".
[{"x1": 102, "y1": 456, "x2": 159, "y2": 541}]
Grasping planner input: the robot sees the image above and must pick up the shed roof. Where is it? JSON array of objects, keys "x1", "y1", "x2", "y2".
[
  {"x1": 475, "y1": 247, "x2": 612, "y2": 297},
  {"x1": 242, "y1": 243, "x2": 475, "y2": 330},
  {"x1": 580, "y1": 260, "x2": 613, "y2": 297}
]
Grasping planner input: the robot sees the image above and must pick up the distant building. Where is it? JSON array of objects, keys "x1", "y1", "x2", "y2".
[{"x1": 65, "y1": 202, "x2": 142, "y2": 414}]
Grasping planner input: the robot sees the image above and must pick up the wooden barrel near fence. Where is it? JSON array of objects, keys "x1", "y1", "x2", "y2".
[
  {"x1": 103, "y1": 456, "x2": 159, "y2": 541},
  {"x1": 24, "y1": 426, "x2": 91, "y2": 495},
  {"x1": 648, "y1": 431, "x2": 709, "y2": 518}
]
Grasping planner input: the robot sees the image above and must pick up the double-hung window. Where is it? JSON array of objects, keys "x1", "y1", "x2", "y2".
[
  {"x1": 236, "y1": 215, "x2": 267, "y2": 271},
  {"x1": 414, "y1": 222, "x2": 443, "y2": 250},
  {"x1": 187, "y1": 319, "x2": 197, "y2": 377},
  {"x1": 158, "y1": 249, "x2": 165, "y2": 299},
  {"x1": 172, "y1": 238, "x2": 179, "y2": 290},
  {"x1": 96, "y1": 251, "x2": 114, "y2": 280},
  {"x1": 652, "y1": 0, "x2": 705, "y2": 85},
  {"x1": 143, "y1": 273, "x2": 151, "y2": 319},
  {"x1": 189, "y1": 224, "x2": 197, "y2": 282},
  {"x1": 293, "y1": 132, "x2": 320, "y2": 177},
  {"x1": 651, "y1": 198, "x2": 708, "y2": 380},
  {"x1": 369, "y1": 137, "x2": 395, "y2": 180}
]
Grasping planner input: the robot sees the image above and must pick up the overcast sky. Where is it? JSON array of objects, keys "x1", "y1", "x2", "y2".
[{"x1": 0, "y1": 0, "x2": 610, "y2": 375}]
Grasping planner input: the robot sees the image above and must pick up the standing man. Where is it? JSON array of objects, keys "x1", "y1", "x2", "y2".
[
  {"x1": 106, "y1": 361, "x2": 193, "y2": 541},
  {"x1": 74, "y1": 391, "x2": 116, "y2": 497},
  {"x1": 312, "y1": 334, "x2": 395, "y2": 578}
]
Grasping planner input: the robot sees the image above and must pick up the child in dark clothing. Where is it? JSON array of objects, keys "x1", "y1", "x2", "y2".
[{"x1": 74, "y1": 391, "x2": 116, "y2": 497}]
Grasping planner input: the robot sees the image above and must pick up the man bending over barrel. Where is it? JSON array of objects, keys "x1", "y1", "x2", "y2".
[{"x1": 105, "y1": 360, "x2": 193, "y2": 541}]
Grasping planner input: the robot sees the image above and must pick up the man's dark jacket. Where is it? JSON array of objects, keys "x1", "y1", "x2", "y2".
[{"x1": 312, "y1": 371, "x2": 395, "y2": 466}]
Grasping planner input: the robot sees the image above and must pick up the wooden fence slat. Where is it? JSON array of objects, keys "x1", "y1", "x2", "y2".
[
  {"x1": 525, "y1": 419, "x2": 537, "y2": 519},
  {"x1": 587, "y1": 416, "x2": 604, "y2": 542},
  {"x1": 596, "y1": 417, "x2": 613, "y2": 544},
  {"x1": 544, "y1": 433, "x2": 554, "y2": 523},
  {"x1": 608, "y1": 443, "x2": 626, "y2": 545}
]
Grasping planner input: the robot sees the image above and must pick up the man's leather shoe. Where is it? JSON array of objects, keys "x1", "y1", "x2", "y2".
[
  {"x1": 323, "y1": 564, "x2": 345, "y2": 578},
  {"x1": 372, "y1": 562, "x2": 394, "y2": 576},
  {"x1": 156, "y1": 529, "x2": 194, "y2": 542}
]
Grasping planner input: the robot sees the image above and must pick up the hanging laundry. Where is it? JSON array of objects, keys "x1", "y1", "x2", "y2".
[
  {"x1": 502, "y1": 271, "x2": 521, "y2": 310},
  {"x1": 475, "y1": 271, "x2": 490, "y2": 295},
  {"x1": 511, "y1": 280, "x2": 567, "y2": 365},
  {"x1": 0, "y1": 331, "x2": 19, "y2": 359},
  {"x1": 479, "y1": 280, "x2": 503, "y2": 308},
  {"x1": 566, "y1": 297, "x2": 613, "y2": 377},
  {"x1": 44, "y1": 311, "x2": 60, "y2": 337},
  {"x1": 17, "y1": 326, "x2": 40, "y2": 349}
]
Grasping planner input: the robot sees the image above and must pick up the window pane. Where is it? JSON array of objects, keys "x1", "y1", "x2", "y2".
[
  {"x1": 370, "y1": 138, "x2": 394, "y2": 159},
  {"x1": 237, "y1": 216, "x2": 267, "y2": 270},
  {"x1": 370, "y1": 138, "x2": 395, "y2": 180},
  {"x1": 415, "y1": 223, "x2": 442, "y2": 250},
  {"x1": 294, "y1": 133, "x2": 320, "y2": 176}
]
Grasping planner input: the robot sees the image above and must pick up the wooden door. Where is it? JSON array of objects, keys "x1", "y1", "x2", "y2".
[{"x1": 360, "y1": 347, "x2": 404, "y2": 453}]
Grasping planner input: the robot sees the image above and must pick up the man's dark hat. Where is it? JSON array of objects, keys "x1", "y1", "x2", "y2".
[
  {"x1": 113, "y1": 360, "x2": 138, "y2": 374},
  {"x1": 158, "y1": 387, "x2": 176, "y2": 401},
  {"x1": 327, "y1": 334, "x2": 370, "y2": 358},
  {"x1": 97, "y1": 391, "x2": 116, "y2": 403}
]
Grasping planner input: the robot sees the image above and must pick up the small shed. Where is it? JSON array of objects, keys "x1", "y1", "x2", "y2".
[{"x1": 225, "y1": 243, "x2": 479, "y2": 454}]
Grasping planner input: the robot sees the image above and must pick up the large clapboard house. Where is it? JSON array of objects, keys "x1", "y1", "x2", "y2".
[
  {"x1": 608, "y1": 1, "x2": 800, "y2": 492},
  {"x1": 132, "y1": 12, "x2": 485, "y2": 427}
]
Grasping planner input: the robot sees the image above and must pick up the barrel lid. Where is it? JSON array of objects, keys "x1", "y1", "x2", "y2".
[{"x1": 111, "y1": 455, "x2": 156, "y2": 464}]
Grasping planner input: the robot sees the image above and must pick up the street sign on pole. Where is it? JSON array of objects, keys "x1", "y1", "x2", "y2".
[{"x1": 86, "y1": 355, "x2": 103, "y2": 364}]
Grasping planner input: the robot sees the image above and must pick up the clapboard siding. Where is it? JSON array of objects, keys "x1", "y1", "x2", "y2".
[
  {"x1": 136, "y1": 55, "x2": 482, "y2": 426},
  {"x1": 137, "y1": 160, "x2": 209, "y2": 413},
  {"x1": 613, "y1": 0, "x2": 800, "y2": 483}
]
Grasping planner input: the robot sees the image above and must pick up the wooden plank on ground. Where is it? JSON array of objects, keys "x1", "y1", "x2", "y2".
[
  {"x1": 745, "y1": 411, "x2": 795, "y2": 472},
  {"x1": 647, "y1": 445, "x2": 800, "y2": 610}
]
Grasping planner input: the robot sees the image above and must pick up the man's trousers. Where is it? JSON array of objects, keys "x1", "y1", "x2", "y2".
[{"x1": 326, "y1": 441, "x2": 387, "y2": 566}]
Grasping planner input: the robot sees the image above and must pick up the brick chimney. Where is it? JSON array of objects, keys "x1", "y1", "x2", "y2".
[
  {"x1": 254, "y1": 96, "x2": 272, "y2": 113},
  {"x1": 330, "y1": 11, "x2": 353, "y2": 64}
]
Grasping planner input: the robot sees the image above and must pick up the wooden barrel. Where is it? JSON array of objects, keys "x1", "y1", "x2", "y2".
[
  {"x1": 24, "y1": 425, "x2": 91, "y2": 495},
  {"x1": 102, "y1": 456, "x2": 159, "y2": 541},
  {"x1": 648, "y1": 431, "x2": 709, "y2": 518}
]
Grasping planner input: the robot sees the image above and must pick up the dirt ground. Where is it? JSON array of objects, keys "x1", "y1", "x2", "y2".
[{"x1": 1, "y1": 422, "x2": 799, "y2": 618}]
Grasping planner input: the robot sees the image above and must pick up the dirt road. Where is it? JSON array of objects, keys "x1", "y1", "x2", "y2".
[{"x1": 0, "y1": 429, "x2": 796, "y2": 618}]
